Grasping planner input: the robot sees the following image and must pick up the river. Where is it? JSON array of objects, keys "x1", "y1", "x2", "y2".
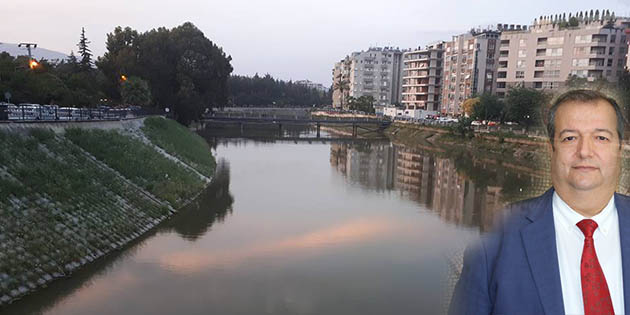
[{"x1": 2, "y1": 129, "x2": 549, "y2": 315}]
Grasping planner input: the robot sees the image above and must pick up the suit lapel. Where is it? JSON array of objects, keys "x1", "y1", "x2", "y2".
[
  {"x1": 521, "y1": 189, "x2": 565, "y2": 314},
  {"x1": 615, "y1": 193, "x2": 630, "y2": 315}
]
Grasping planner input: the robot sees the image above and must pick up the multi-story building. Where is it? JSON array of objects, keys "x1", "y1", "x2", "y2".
[
  {"x1": 332, "y1": 47, "x2": 404, "y2": 109},
  {"x1": 496, "y1": 12, "x2": 630, "y2": 96},
  {"x1": 441, "y1": 29, "x2": 502, "y2": 116},
  {"x1": 401, "y1": 42, "x2": 444, "y2": 116}
]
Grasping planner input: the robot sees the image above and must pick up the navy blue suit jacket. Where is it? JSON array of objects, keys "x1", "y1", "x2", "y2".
[{"x1": 449, "y1": 188, "x2": 630, "y2": 314}]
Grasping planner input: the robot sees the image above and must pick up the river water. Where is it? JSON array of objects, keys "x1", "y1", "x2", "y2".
[{"x1": 2, "y1": 130, "x2": 549, "y2": 315}]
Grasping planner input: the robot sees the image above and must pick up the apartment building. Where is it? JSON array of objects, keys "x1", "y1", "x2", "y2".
[
  {"x1": 332, "y1": 47, "x2": 404, "y2": 109},
  {"x1": 441, "y1": 30, "x2": 501, "y2": 116},
  {"x1": 496, "y1": 12, "x2": 630, "y2": 96},
  {"x1": 401, "y1": 42, "x2": 444, "y2": 116}
]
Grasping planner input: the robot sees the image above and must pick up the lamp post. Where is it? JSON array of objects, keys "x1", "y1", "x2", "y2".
[{"x1": 18, "y1": 42, "x2": 38, "y2": 69}]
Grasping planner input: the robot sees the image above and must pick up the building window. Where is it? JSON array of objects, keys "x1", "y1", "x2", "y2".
[
  {"x1": 575, "y1": 35, "x2": 592, "y2": 44},
  {"x1": 537, "y1": 37, "x2": 548, "y2": 45},
  {"x1": 570, "y1": 69, "x2": 588, "y2": 78},
  {"x1": 608, "y1": 59, "x2": 613, "y2": 67},
  {"x1": 519, "y1": 39, "x2": 527, "y2": 47},
  {"x1": 574, "y1": 47, "x2": 588, "y2": 55},
  {"x1": 517, "y1": 60, "x2": 527, "y2": 68},
  {"x1": 545, "y1": 70, "x2": 560, "y2": 78},
  {"x1": 611, "y1": 35, "x2": 617, "y2": 43},
  {"x1": 534, "y1": 82, "x2": 543, "y2": 88},
  {"x1": 609, "y1": 47, "x2": 615, "y2": 55},
  {"x1": 497, "y1": 82, "x2": 506, "y2": 88},
  {"x1": 546, "y1": 59, "x2": 562, "y2": 68},
  {"x1": 548, "y1": 37, "x2": 564, "y2": 45},
  {"x1": 516, "y1": 71, "x2": 525, "y2": 79},
  {"x1": 547, "y1": 48, "x2": 563, "y2": 56},
  {"x1": 572, "y1": 58, "x2": 589, "y2": 67},
  {"x1": 518, "y1": 49, "x2": 527, "y2": 58},
  {"x1": 535, "y1": 60, "x2": 545, "y2": 67}
]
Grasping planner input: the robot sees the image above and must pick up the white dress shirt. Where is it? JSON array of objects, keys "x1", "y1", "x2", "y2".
[{"x1": 553, "y1": 192, "x2": 624, "y2": 315}]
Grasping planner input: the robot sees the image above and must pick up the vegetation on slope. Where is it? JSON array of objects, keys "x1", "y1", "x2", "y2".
[
  {"x1": 65, "y1": 128, "x2": 204, "y2": 207},
  {"x1": 142, "y1": 117, "x2": 215, "y2": 178}
]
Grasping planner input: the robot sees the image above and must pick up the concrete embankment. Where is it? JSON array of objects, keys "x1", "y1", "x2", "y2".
[{"x1": 0, "y1": 117, "x2": 215, "y2": 307}]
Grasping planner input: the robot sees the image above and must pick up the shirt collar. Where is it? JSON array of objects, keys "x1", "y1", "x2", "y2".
[{"x1": 552, "y1": 191, "x2": 616, "y2": 237}]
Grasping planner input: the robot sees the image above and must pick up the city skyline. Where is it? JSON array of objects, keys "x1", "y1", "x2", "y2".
[{"x1": 2, "y1": 0, "x2": 630, "y2": 86}]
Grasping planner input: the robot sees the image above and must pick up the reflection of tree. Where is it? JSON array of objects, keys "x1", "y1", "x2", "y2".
[{"x1": 166, "y1": 159, "x2": 234, "y2": 240}]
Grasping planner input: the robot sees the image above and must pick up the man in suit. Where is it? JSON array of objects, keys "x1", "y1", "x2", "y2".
[{"x1": 449, "y1": 89, "x2": 630, "y2": 315}]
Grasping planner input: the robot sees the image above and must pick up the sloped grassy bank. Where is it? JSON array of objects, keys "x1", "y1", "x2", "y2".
[{"x1": 0, "y1": 117, "x2": 214, "y2": 307}]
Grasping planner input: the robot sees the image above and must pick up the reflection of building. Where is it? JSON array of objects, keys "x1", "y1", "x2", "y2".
[
  {"x1": 330, "y1": 143, "x2": 348, "y2": 175},
  {"x1": 392, "y1": 145, "x2": 550, "y2": 232},
  {"x1": 330, "y1": 142, "x2": 396, "y2": 191},
  {"x1": 394, "y1": 147, "x2": 435, "y2": 206}
]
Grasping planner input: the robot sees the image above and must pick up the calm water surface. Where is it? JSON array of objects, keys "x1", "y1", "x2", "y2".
[{"x1": 3, "y1": 132, "x2": 547, "y2": 315}]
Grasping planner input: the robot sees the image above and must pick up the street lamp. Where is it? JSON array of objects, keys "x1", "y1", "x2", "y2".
[
  {"x1": 29, "y1": 60, "x2": 39, "y2": 69},
  {"x1": 120, "y1": 75, "x2": 127, "y2": 82}
]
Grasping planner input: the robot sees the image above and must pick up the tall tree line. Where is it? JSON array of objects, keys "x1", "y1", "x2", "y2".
[
  {"x1": 228, "y1": 74, "x2": 331, "y2": 107},
  {"x1": 97, "y1": 23, "x2": 233, "y2": 125}
]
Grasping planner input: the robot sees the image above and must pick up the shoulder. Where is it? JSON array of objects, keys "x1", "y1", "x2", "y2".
[{"x1": 493, "y1": 190, "x2": 552, "y2": 232}]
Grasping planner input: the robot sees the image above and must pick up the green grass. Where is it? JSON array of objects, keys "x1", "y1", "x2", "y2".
[
  {"x1": 0, "y1": 128, "x2": 174, "y2": 300},
  {"x1": 65, "y1": 128, "x2": 204, "y2": 207},
  {"x1": 142, "y1": 117, "x2": 215, "y2": 178}
]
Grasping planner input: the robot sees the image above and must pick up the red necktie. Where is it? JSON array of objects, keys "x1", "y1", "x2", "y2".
[{"x1": 577, "y1": 219, "x2": 614, "y2": 315}]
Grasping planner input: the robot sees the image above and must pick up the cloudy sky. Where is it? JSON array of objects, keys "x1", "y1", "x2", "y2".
[{"x1": 3, "y1": 0, "x2": 630, "y2": 86}]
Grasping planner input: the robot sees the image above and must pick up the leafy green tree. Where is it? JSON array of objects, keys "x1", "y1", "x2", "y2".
[
  {"x1": 97, "y1": 22, "x2": 233, "y2": 125},
  {"x1": 566, "y1": 74, "x2": 588, "y2": 88},
  {"x1": 504, "y1": 86, "x2": 548, "y2": 129},
  {"x1": 452, "y1": 116, "x2": 474, "y2": 138},
  {"x1": 471, "y1": 93, "x2": 503, "y2": 121},
  {"x1": 121, "y1": 76, "x2": 152, "y2": 106},
  {"x1": 348, "y1": 95, "x2": 375, "y2": 113},
  {"x1": 77, "y1": 27, "x2": 93, "y2": 71}
]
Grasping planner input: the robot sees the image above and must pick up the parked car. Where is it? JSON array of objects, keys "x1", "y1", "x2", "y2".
[{"x1": 471, "y1": 120, "x2": 482, "y2": 126}]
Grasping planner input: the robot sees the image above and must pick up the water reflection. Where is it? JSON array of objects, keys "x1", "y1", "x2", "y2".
[
  {"x1": 164, "y1": 159, "x2": 234, "y2": 240},
  {"x1": 331, "y1": 142, "x2": 552, "y2": 232}
]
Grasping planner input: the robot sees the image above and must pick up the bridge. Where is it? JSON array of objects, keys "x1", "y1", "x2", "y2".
[{"x1": 201, "y1": 116, "x2": 392, "y2": 138}]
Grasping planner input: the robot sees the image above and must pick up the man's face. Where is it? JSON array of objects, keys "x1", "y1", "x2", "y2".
[{"x1": 551, "y1": 100, "x2": 622, "y2": 195}]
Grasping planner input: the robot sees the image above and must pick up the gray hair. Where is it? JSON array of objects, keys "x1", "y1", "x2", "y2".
[{"x1": 547, "y1": 89, "x2": 626, "y2": 148}]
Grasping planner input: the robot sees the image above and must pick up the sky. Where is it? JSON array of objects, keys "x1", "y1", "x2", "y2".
[{"x1": 3, "y1": 0, "x2": 630, "y2": 86}]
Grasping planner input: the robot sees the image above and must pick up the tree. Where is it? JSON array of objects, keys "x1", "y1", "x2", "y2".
[
  {"x1": 504, "y1": 86, "x2": 548, "y2": 129},
  {"x1": 333, "y1": 74, "x2": 349, "y2": 109},
  {"x1": 566, "y1": 74, "x2": 588, "y2": 88},
  {"x1": 348, "y1": 95, "x2": 375, "y2": 113},
  {"x1": 97, "y1": 22, "x2": 233, "y2": 125},
  {"x1": 471, "y1": 93, "x2": 503, "y2": 121},
  {"x1": 121, "y1": 76, "x2": 151, "y2": 106},
  {"x1": 462, "y1": 97, "x2": 480, "y2": 117},
  {"x1": 77, "y1": 27, "x2": 93, "y2": 71}
]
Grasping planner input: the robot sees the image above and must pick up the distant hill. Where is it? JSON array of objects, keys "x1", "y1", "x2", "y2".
[{"x1": 0, "y1": 42, "x2": 68, "y2": 62}]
